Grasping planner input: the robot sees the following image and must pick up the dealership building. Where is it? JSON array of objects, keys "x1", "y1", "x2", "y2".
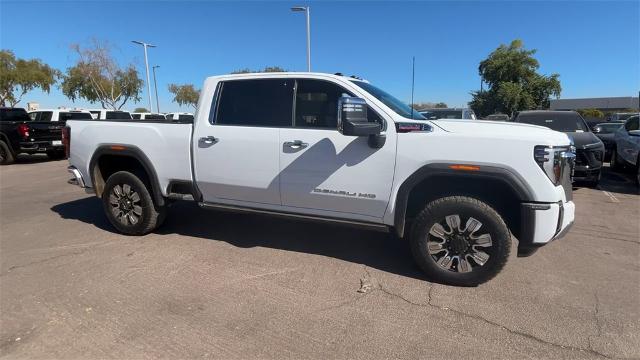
[{"x1": 550, "y1": 96, "x2": 639, "y2": 112}]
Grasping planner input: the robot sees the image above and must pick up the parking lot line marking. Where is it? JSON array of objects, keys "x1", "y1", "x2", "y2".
[{"x1": 602, "y1": 191, "x2": 620, "y2": 203}]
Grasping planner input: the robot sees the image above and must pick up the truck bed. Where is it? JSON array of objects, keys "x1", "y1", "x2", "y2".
[{"x1": 67, "y1": 119, "x2": 194, "y2": 196}]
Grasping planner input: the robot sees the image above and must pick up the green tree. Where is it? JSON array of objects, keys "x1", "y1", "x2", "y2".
[
  {"x1": 168, "y1": 84, "x2": 199, "y2": 109},
  {"x1": 410, "y1": 102, "x2": 449, "y2": 110},
  {"x1": 61, "y1": 40, "x2": 143, "y2": 110},
  {"x1": 230, "y1": 66, "x2": 287, "y2": 74},
  {"x1": 577, "y1": 108, "x2": 604, "y2": 118},
  {"x1": 469, "y1": 40, "x2": 561, "y2": 117},
  {"x1": 0, "y1": 50, "x2": 59, "y2": 107},
  {"x1": 134, "y1": 107, "x2": 149, "y2": 113}
]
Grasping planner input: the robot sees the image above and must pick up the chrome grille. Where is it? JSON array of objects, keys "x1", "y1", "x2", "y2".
[{"x1": 559, "y1": 150, "x2": 574, "y2": 201}]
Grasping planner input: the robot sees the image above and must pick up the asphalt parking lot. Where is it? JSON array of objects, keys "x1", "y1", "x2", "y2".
[{"x1": 1, "y1": 156, "x2": 638, "y2": 359}]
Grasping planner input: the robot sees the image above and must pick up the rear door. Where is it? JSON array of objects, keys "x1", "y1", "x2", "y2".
[{"x1": 193, "y1": 78, "x2": 294, "y2": 206}]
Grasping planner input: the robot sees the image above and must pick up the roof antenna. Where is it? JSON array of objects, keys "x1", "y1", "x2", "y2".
[{"x1": 411, "y1": 56, "x2": 415, "y2": 119}]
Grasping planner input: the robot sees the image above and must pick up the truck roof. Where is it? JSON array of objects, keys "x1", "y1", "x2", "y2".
[{"x1": 206, "y1": 72, "x2": 368, "y2": 83}]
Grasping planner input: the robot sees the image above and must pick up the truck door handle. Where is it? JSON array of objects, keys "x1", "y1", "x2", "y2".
[
  {"x1": 284, "y1": 140, "x2": 308, "y2": 149},
  {"x1": 199, "y1": 136, "x2": 218, "y2": 145}
]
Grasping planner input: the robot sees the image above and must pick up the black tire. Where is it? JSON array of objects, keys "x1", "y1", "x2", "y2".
[
  {"x1": 584, "y1": 171, "x2": 601, "y2": 188},
  {"x1": 0, "y1": 140, "x2": 15, "y2": 165},
  {"x1": 409, "y1": 196, "x2": 511, "y2": 287},
  {"x1": 46, "y1": 150, "x2": 65, "y2": 160},
  {"x1": 102, "y1": 171, "x2": 166, "y2": 235},
  {"x1": 610, "y1": 148, "x2": 622, "y2": 170}
]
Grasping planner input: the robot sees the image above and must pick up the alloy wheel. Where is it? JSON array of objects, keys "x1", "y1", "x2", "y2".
[
  {"x1": 427, "y1": 215, "x2": 492, "y2": 273},
  {"x1": 109, "y1": 184, "x2": 143, "y2": 226}
]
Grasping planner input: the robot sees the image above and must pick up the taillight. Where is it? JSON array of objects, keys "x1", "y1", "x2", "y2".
[
  {"x1": 17, "y1": 123, "x2": 30, "y2": 139},
  {"x1": 62, "y1": 126, "x2": 71, "y2": 159}
]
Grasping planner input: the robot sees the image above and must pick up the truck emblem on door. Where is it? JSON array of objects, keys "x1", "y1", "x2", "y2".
[{"x1": 313, "y1": 188, "x2": 376, "y2": 199}]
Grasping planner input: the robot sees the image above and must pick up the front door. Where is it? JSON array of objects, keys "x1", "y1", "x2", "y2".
[
  {"x1": 279, "y1": 79, "x2": 396, "y2": 220},
  {"x1": 193, "y1": 78, "x2": 294, "y2": 206}
]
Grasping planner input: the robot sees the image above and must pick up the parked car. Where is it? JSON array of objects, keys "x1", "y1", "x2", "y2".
[
  {"x1": 131, "y1": 113, "x2": 166, "y2": 120},
  {"x1": 512, "y1": 110, "x2": 604, "y2": 186},
  {"x1": 420, "y1": 108, "x2": 477, "y2": 120},
  {"x1": 29, "y1": 109, "x2": 92, "y2": 122},
  {"x1": 483, "y1": 114, "x2": 510, "y2": 121},
  {"x1": 165, "y1": 112, "x2": 194, "y2": 122},
  {"x1": 592, "y1": 122, "x2": 625, "y2": 160},
  {"x1": 65, "y1": 72, "x2": 575, "y2": 286},
  {"x1": 0, "y1": 107, "x2": 67, "y2": 164},
  {"x1": 610, "y1": 115, "x2": 640, "y2": 185},
  {"x1": 608, "y1": 112, "x2": 637, "y2": 122},
  {"x1": 87, "y1": 109, "x2": 133, "y2": 120}
]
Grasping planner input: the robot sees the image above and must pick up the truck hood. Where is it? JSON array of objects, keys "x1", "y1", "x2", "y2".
[
  {"x1": 431, "y1": 119, "x2": 570, "y2": 145},
  {"x1": 566, "y1": 131, "x2": 603, "y2": 149}
]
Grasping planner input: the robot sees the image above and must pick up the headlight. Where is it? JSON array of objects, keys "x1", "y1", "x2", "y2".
[{"x1": 534, "y1": 145, "x2": 573, "y2": 185}]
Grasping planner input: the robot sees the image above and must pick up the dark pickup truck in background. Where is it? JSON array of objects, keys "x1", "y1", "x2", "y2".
[{"x1": 0, "y1": 107, "x2": 66, "y2": 165}]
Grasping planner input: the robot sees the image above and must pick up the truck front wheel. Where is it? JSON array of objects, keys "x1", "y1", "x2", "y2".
[
  {"x1": 102, "y1": 171, "x2": 166, "y2": 235},
  {"x1": 409, "y1": 196, "x2": 511, "y2": 286}
]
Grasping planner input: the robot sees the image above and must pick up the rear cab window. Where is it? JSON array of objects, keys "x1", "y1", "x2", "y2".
[
  {"x1": 106, "y1": 111, "x2": 132, "y2": 120},
  {"x1": 59, "y1": 112, "x2": 92, "y2": 121}
]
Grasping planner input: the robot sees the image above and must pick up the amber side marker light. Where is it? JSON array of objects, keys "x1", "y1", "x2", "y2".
[
  {"x1": 110, "y1": 145, "x2": 127, "y2": 151},
  {"x1": 449, "y1": 164, "x2": 480, "y2": 171}
]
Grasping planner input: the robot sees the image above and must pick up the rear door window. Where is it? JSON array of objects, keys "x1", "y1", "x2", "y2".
[
  {"x1": 29, "y1": 112, "x2": 40, "y2": 121},
  {"x1": 215, "y1": 79, "x2": 294, "y2": 127},
  {"x1": 625, "y1": 117, "x2": 639, "y2": 131}
]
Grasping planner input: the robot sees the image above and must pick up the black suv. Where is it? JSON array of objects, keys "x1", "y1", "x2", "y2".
[{"x1": 512, "y1": 110, "x2": 605, "y2": 186}]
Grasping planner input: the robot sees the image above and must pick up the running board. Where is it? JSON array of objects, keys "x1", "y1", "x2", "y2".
[{"x1": 198, "y1": 202, "x2": 389, "y2": 232}]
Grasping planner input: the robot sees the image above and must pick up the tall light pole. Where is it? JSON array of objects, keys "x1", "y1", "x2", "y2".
[
  {"x1": 152, "y1": 65, "x2": 160, "y2": 113},
  {"x1": 131, "y1": 40, "x2": 156, "y2": 111},
  {"x1": 291, "y1": 6, "x2": 311, "y2": 72}
]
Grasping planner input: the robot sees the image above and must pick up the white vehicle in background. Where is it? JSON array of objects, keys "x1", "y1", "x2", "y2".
[
  {"x1": 65, "y1": 72, "x2": 576, "y2": 286},
  {"x1": 131, "y1": 113, "x2": 166, "y2": 120},
  {"x1": 28, "y1": 109, "x2": 93, "y2": 122},
  {"x1": 87, "y1": 109, "x2": 133, "y2": 120},
  {"x1": 165, "y1": 112, "x2": 194, "y2": 121},
  {"x1": 420, "y1": 108, "x2": 477, "y2": 120}
]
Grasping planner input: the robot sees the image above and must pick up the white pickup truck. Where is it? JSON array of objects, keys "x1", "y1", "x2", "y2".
[{"x1": 65, "y1": 72, "x2": 576, "y2": 286}]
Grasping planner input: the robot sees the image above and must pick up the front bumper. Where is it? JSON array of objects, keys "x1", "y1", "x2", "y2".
[
  {"x1": 574, "y1": 147, "x2": 603, "y2": 180},
  {"x1": 517, "y1": 200, "x2": 575, "y2": 257}
]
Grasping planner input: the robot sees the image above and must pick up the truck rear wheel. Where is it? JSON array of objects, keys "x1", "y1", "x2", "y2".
[
  {"x1": 409, "y1": 196, "x2": 511, "y2": 286},
  {"x1": 0, "y1": 140, "x2": 15, "y2": 165},
  {"x1": 102, "y1": 171, "x2": 166, "y2": 235}
]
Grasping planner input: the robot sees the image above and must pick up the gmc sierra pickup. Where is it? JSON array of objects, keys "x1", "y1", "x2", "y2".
[{"x1": 65, "y1": 72, "x2": 576, "y2": 286}]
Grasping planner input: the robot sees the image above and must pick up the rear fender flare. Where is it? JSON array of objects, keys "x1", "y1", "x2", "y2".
[{"x1": 89, "y1": 144, "x2": 165, "y2": 206}]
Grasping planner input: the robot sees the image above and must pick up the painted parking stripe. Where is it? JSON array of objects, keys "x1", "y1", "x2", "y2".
[{"x1": 602, "y1": 191, "x2": 620, "y2": 203}]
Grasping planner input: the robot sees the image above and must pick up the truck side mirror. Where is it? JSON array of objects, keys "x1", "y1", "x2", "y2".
[{"x1": 337, "y1": 97, "x2": 381, "y2": 137}]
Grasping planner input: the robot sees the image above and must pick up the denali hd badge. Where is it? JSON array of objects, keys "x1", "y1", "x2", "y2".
[{"x1": 313, "y1": 188, "x2": 376, "y2": 199}]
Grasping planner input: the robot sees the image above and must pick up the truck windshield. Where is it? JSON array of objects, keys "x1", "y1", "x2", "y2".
[
  {"x1": 350, "y1": 81, "x2": 425, "y2": 120},
  {"x1": 0, "y1": 108, "x2": 30, "y2": 121},
  {"x1": 516, "y1": 113, "x2": 590, "y2": 132}
]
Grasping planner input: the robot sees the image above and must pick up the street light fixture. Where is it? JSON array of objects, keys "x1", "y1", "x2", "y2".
[
  {"x1": 131, "y1": 40, "x2": 156, "y2": 112},
  {"x1": 152, "y1": 65, "x2": 160, "y2": 113},
  {"x1": 290, "y1": 6, "x2": 311, "y2": 72}
]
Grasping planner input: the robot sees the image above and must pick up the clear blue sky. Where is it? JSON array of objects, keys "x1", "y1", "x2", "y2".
[{"x1": 1, "y1": 0, "x2": 638, "y2": 112}]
